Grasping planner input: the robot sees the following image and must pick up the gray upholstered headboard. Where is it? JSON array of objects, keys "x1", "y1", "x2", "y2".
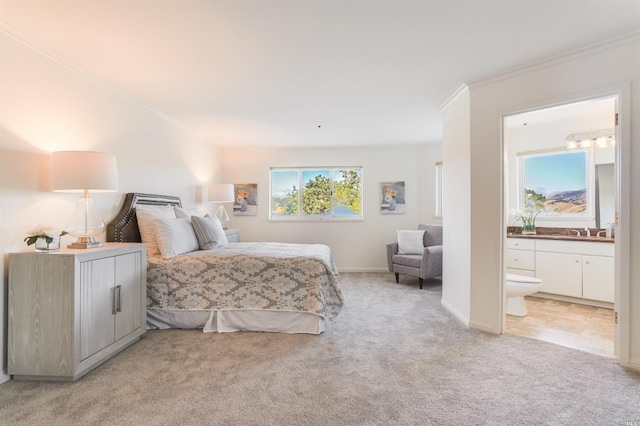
[{"x1": 107, "y1": 193, "x2": 182, "y2": 243}]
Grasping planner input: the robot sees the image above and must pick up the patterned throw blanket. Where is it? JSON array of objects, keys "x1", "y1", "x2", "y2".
[{"x1": 146, "y1": 243, "x2": 344, "y2": 321}]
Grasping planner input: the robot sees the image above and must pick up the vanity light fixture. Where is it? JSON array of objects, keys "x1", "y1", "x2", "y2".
[
  {"x1": 52, "y1": 151, "x2": 119, "y2": 248},
  {"x1": 566, "y1": 128, "x2": 615, "y2": 150}
]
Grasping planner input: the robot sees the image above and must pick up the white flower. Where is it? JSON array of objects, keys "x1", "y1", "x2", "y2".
[{"x1": 25, "y1": 224, "x2": 67, "y2": 246}]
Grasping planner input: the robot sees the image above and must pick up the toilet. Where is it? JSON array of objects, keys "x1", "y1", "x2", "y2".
[{"x1": 506, "y1": 273, "x2": 542, "y2": 316}]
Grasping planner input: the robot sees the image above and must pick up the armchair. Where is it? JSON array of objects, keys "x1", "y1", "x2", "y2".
[{"x1": 386, "y1": 224, "x2": 443, "y2": 289}]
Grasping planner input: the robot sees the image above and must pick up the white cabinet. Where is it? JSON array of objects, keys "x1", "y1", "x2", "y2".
[
  {"x1": 8, "y1": 243, "x2": 146, "y2": 381},
  {"x1": 506, "y1": 238, "x2": 535, "y2": 277},
  {"x1": 225, "y1": 228, "x2": 241, "y2": 243},
  {"x1": 582, "y1": 255, "x2": 615, "y2": 303},
  {"x1": 534, "y1": 240, "x2": 614, "y2": 303},
  {"x1": 535, "y1": 251, "x2": 583, "y2": 297}
]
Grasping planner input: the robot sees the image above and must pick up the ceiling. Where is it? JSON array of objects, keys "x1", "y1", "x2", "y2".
[{"x1": 1, "y1": 0, "x2": 638, "y2": 148}]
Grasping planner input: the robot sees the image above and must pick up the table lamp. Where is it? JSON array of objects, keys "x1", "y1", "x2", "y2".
[
  {"x1": 52, "y1": 151, "x2": 118, "y2": 248},
  {"x1": 208, "y1": 183, "x2": 235, "y2": 229}
]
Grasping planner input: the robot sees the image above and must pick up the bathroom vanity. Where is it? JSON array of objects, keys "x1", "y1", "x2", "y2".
[{"x1": 506, "y1": 232, "x2": 614, "y2": 307}]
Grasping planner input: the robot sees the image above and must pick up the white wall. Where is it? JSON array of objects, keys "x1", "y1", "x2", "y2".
[
  {"x1": 220, "y1": 144, "x2": 442, "y2": 271},
  {"x1": 458, "y1": 36, "x2": 639, "y2": 369},
  {"x1": 440, "y1": 87, "x2": 471, "y2": 326},
  {"x1": 0, "y1": 31, "x2": 219, "y2": 383}
]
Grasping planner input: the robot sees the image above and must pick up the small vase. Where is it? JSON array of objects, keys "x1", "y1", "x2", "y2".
[
  {"x1": 388, "y1": 197, "x2": 396, "y2": 211},
  {"x1": 34, "y1": 237, "x2": 60, "y2": 253},
  {"x1": 521, "y1": 224, "x2": 536, "y2": 235}
]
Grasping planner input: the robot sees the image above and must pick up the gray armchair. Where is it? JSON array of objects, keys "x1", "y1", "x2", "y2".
[{"x1": 386, "y1": 224, "x2": 443, "y2": 289}]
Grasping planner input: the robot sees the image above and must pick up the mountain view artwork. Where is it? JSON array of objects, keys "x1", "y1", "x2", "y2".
[{"x1": 523, "y1": 151, "x2": 587, "y2": 214}]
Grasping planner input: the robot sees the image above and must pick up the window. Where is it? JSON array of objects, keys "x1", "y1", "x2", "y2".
[
  {"x1": 519, "y1": 149, "x2": 591, "y2": 218},
  {"x1": 435, "y1": 162, "x2": 443, "y2": 218},
  {"x1": 270, "y1": 167, "x2": 363, "y2": 220}
]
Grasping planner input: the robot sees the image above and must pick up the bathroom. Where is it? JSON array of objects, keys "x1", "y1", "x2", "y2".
[{"x1": 503, "y1": 96, "x2": 617, "y2": 357}]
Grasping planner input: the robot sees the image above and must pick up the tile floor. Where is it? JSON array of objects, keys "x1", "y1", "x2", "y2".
[{"x1": 506, "y1": 296, "x2": 615, "y2": 358}]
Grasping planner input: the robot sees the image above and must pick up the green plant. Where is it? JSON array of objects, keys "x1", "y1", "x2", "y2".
[{"x1": 519, "y1": 189, "x2": 546, "y2": 231}]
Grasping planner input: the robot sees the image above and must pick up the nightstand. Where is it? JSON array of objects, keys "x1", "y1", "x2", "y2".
[
  {"x1": 225, "y1": 228, "x2": 241, "y2": 243},
  {"x1": 8, "y1": 243, "x2": 147, "y2": 381}
]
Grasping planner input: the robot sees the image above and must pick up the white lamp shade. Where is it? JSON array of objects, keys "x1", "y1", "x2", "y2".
[
  {"x1": 51, "y1": 151, "x2": 118, "y2": 192},
  {"x1": 208, "y1": 184, "x2": 235, "y2": 203}
]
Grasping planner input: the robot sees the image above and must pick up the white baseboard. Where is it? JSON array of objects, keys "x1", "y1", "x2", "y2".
[
  {"x1": 0, "y1": 369, "x2": 10, "y2": 384},
  {"x1": 469, "y1": 320, "x2": 500, "y2": 335},
  {"x1": 440, "y1": 298, "x2": 469, "y2": 327},
  {"x1": 337, "y1": 267, "x2": 389, "y2": 273},
  {"x1": 628, "y1": 358, "x2": 640, "y2": 373}
]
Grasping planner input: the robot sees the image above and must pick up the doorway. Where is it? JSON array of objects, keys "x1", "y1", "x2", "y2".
[{"x1": 502, "y1": 96, "x2": 618, "y2": 358}]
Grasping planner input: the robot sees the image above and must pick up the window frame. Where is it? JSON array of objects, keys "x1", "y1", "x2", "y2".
[
  {"x1": 434, "y1": 161, "x2": 443, "y2": 218},
  {"x1": 269, "y1": 166, "x2": 364, "y2": 222}
]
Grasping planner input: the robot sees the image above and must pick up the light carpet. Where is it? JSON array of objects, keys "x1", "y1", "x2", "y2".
[{"x1": 1, "y1": 272, "x2": 639, "y2": 425}]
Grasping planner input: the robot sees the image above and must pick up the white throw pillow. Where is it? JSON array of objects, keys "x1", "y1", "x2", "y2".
[
  {"x1": 191, "y1": 215, "x2": 229, "y2": 250},
  {"x1": 153, "y1": 217, "x2": 200, "y2": 259},
  {"x1": 397, "y1": 230, "x2": 425, "y2": 255},
  {"x1": 174, "y1": 206, "x2": 206, "y2": 219},
  {"x1": 135, "y1": 204, "x2": 176, "y2": 256}
]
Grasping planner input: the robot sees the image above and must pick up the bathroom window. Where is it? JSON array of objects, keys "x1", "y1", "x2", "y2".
[
  {"x1": 518, "y1": 149, "x2": 592, "y2": 218},
  {"x1": 269, "y1": 167, "x2": 363, "y2": 221}
]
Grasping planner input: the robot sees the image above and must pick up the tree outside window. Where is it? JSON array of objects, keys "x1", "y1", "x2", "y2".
[{"x1": 270, "y1": 167, "x2": 363, "y2": 220}]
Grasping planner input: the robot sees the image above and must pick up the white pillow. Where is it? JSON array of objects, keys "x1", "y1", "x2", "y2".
[
  {"x1": 135, "y1": 204, "x2": 176, "y2": 256},
  {"x1": 191, "y1": 215, "x2": 228, "y2": 250},
  {"x1": 397, "y1": 230, "x2": 425, "y2": 255},
  {"x1": 153, "y1": 217, "x2": 200, "y2": 259},
  {"x1": 174, "y1": 206, "x2": 205, "y2": 219}
]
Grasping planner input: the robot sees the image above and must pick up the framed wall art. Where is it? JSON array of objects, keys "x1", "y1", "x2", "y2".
[
  {"x1": 380, "y1": 181, "x2": 405, "y2": 214},
  {"x1": 233, "y1": 183, "x2": 258, "y2": 216}
]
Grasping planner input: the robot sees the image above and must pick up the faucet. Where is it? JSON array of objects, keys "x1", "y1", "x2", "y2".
[
  {"x1": 571, "y1": 229, "x2": 581, "y2": 236},
  {"x1": 584, "y1": 227, "x2": 591, "y2": 237}
]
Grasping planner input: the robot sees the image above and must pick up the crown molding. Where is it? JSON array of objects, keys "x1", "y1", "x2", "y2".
[
  {"x1": 467, "y1": 31, "x2": 640, "y2": 90},
  {"x1": 0, "y1": 24, "x2": 190, "y2": 133},
  {"x1": 438, "y1": 84, "x2": 469, "y2": 114}
]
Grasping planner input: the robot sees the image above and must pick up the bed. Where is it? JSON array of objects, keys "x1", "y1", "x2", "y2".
[{"x1": 107, "y1": 193, "x2": 344, "y2": 334}]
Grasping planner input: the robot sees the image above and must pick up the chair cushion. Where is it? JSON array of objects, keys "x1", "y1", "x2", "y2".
[
  {"x1": 397, "y1": 230, "x2": 425, "y2": 254},
  {"x1": 418, "y1": 224, "x2": 443, "y2": 247},
  {"x1": 392, "y1": 254, "x2": 422, "y2": 268}
]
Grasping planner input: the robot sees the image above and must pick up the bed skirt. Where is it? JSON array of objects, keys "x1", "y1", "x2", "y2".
[{"x1": 146, "y1": 308, "x2": 327, "y2": 334}]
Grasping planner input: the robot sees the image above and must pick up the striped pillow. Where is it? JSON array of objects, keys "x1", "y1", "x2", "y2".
[
  {"x1": 191, "y1": 215, "x2": 228, "y2": 250},
  {"x1": 135, "y1": 204, "x2": 177, "y2": 256}
]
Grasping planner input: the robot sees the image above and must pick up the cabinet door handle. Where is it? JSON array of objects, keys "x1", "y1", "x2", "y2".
[
  {"x1": 111, "y1": 287, "x2": 117, "y2": 315},
  {"x1": 115, "y1": 285, "x2": 122, "y2": 313}
]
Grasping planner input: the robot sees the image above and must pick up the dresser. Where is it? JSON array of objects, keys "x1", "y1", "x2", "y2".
[{"x1": 8, "y1": 243, "x2": 146, "y2": 381}]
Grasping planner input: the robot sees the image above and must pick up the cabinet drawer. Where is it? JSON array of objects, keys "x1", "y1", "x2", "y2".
[
  {"x1": 505, "y1": 249, "x2": 534, "y2": 270},
  {"x1": 506, "y1": 238, "x2": 535, "y2": 251}
]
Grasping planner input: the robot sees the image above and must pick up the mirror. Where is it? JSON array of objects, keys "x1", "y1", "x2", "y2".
[{"x1": 595, "y1": 163, "x2": 615, "y2": 228}]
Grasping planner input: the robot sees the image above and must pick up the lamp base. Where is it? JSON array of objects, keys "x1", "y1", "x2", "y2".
[
  {"x1": 67, "y1": 236, "x2": 103, "y2": 249},
  {"x1": 215, "y1": 203, "x2": 230, "y2": 230}
]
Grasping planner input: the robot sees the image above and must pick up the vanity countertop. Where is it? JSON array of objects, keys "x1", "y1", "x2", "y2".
[{"x1": 506, "y1": 227, "x2": 614, "y2": 243}]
